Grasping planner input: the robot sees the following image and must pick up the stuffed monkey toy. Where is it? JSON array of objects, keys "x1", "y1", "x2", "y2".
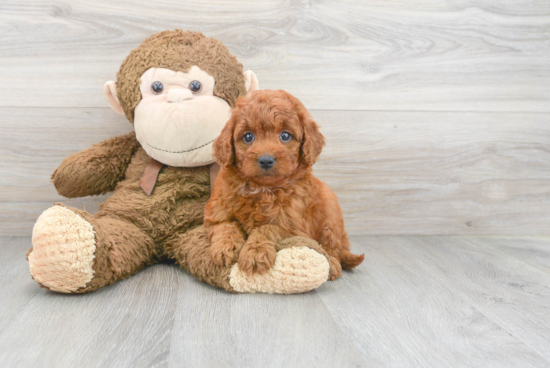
[{"x1": 27, "y1": 30, "x2": 333, "y2": 294}]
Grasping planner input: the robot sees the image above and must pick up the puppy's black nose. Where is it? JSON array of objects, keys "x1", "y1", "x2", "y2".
[{"x1": 258, "y1": 155, "x2": 276, "y2": 169}]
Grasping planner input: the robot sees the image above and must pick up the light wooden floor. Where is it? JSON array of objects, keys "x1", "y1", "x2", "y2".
[{"x1": 1, "y1": 235, "x2": 549, "y2": 368}]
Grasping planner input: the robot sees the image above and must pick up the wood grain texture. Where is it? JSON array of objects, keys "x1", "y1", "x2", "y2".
[
  {"x1": 319, "y1": 236, "x2": 550, "y2": 367},
  {"x1": 1, "y1": 0, "x2": 549, "y2": 236},
  {"x1": 396, "y1": 236, "x2": 550, "y2": 362},
  {"x1": 0, "y1": 237, "x2": 181, "y2": 368},
  {"x1": 482, "y1": 236, "x2": 550, "y2": 274},
  {"x1": 314, "y1": 110, "x2": 550, "y2": 235},
  {"x1": 2, "y1": 107, "x2": 549, "y2": 236},
  {"x1": 2, "y1": 1, "x2": 550, "y2": 366},
  {"x1": 167, "y1": 276, "x2": 365, "y2": 367},
  {"x1": 0, "y1": 237, "x2": 40, "y2": 333},
  {"x1": 1, "y1": 236, "x2": 550, "y2": 367},
  {"x1": 0, "y1": 0, "x2": 548, "y2": 111}
]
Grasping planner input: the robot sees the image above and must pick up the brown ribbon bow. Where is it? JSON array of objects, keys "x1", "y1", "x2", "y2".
[{"x1": 139, "y1": 158, "x2": 219, "y2": 196}]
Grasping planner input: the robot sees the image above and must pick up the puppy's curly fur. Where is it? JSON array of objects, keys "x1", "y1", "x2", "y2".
[{"x1": 205, "y1": 90, "x2": 364, "y2": 279}]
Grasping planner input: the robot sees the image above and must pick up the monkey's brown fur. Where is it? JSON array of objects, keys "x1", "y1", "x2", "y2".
[
  {"x1": 28, "y1": 30, "x2": 332, "y2": 293},
  {"x1": 49, "y1": 134, "x2": 234, "y2": 292},
  {"x1": 117, "y1": 29, "x2": 247, "y2": 123}
]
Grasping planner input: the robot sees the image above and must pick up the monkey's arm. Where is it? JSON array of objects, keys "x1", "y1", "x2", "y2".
[{"x1": 52, "y1": 132, "x2": 140, "y2": 198}]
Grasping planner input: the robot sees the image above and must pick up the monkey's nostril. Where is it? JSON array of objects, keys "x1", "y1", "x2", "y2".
[{"x1": 258, "y1": 155, "x2": 275, "y2": 169}]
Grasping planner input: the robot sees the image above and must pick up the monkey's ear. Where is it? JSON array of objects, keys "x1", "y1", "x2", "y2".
[
  {"x1": 103, "y1": 81, "x2": 125, "y2": 116},
  {"x1": 243, "y1": 70, "x2": 259, "y2": 96},
  {"x1": 213, "y1": 113, "x2": 237, "y2": 167}
]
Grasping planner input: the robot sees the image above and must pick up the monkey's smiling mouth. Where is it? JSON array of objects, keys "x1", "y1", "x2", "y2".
[{"x1": 147, "y1": 139, "x2": 215, "y2": 154}]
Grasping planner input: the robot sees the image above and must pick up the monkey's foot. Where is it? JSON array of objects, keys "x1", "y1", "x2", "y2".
[
  {"x1": 229, "y1": 237, "x2": 330, "y2": 294},
  {"x1": 28, "y1": 205, "x2": 96, "y2": 293}
]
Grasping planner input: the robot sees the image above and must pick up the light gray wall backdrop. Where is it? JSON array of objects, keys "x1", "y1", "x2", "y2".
[{"x1": 1, "y1": 0, "x2": 549, "y2": 235}]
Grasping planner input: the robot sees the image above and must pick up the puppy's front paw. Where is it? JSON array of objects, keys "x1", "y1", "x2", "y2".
[
  {"x1": 238, "y1": 240, "x2": 277, "y2": 275},
  {"x1": 210, "y1": 240, "x2": 238, "y2": 267}
]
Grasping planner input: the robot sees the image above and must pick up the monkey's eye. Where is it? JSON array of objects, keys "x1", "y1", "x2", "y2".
[
  {"x1": 189, "y1": 80, "x2": 202, "y2": 94},
  {"x1": 243, "y1": 132, "x2": 255, "y2": 144},
  {"x1": 280, "y1": 131, "x2": 292, "y2": 143},
  {"x1": 151, "y1": 81, "x2": 164, "y2": 94}
]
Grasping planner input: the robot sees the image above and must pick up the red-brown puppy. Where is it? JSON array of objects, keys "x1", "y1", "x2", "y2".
[{"x1": 205, "y1": 90, "x2": 363, "y2": 279}]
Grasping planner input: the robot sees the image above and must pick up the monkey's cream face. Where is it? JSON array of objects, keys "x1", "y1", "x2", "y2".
[{"x1": 134, "y1": 66, "x2": 232, "y2": 167}]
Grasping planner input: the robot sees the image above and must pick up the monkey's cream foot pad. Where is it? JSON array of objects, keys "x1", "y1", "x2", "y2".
[
  {"x1": 28, "y1": 205, "x2": 96, "y2": 293},
  {"x1": 229, "y1": 246, "x2": 330, "y2": 294}
]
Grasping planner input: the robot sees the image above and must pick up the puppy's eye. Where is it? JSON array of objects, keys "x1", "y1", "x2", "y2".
[
  {"x1": 243, "y1": 132, "x2": 255, "y2": 144},
  {"x1": 280, "y1": 131, "x2": 292, "y2": 143},
  {"x1": 189, "y1": 80, "x2": 202, "y2": 94},
  {"x1": 151, "y1": 81, "x2": 164, "y2": 94}
]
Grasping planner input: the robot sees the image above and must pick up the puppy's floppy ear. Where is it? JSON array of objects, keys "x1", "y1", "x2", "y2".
[
  {"x1": 298, "y1": 105, "x2": 325, "y2": 166},
  {"x1": 213, "y1": 112, "x2": 237, "y2": 167}
]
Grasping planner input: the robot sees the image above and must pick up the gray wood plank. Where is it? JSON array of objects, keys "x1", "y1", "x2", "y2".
[
  {"x1": 482, "y1": 237, "x2": 550, "y2": 274},
  {"x1": 2, "y1": 107, "x2": 549, "y2": 236},
  {"x1": 0, "y1": 261, "x2": 182, "y2": 368},
  {"x1": 0, "y1": 237, "x2": 41, "y2": 332},
  {"x1": 2, "y1": 236, "x2": 550, "y2": 367},
  {"x1": 0, "y1": 0, "x2": 548, "y2": 111},
  {"x1": 0, "y1": 236, "x2": 366, "y2": 368},
  {"x1": 167, "y1": 272, "x2": 366, "y2": 367},
  {"x1": 314, "y1": 110, "x2": 550, "y2": 236},
  {"x1": 391, "y1": 236, "x2": 550, "y2": 362},
  {"x1": 0, "y1": 199, "x2": 107, "y2": 236},
  {"x1": 318, "y1": 236, "x2": 549, "y2": 368},
  {"x1": 0, "y1": 106, "x2": 132, "y2": 236}
]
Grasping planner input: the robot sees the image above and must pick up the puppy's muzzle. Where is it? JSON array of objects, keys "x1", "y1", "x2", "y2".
[{"x1": 258, "y1": 155, "x2": 276, "y2": 170}]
